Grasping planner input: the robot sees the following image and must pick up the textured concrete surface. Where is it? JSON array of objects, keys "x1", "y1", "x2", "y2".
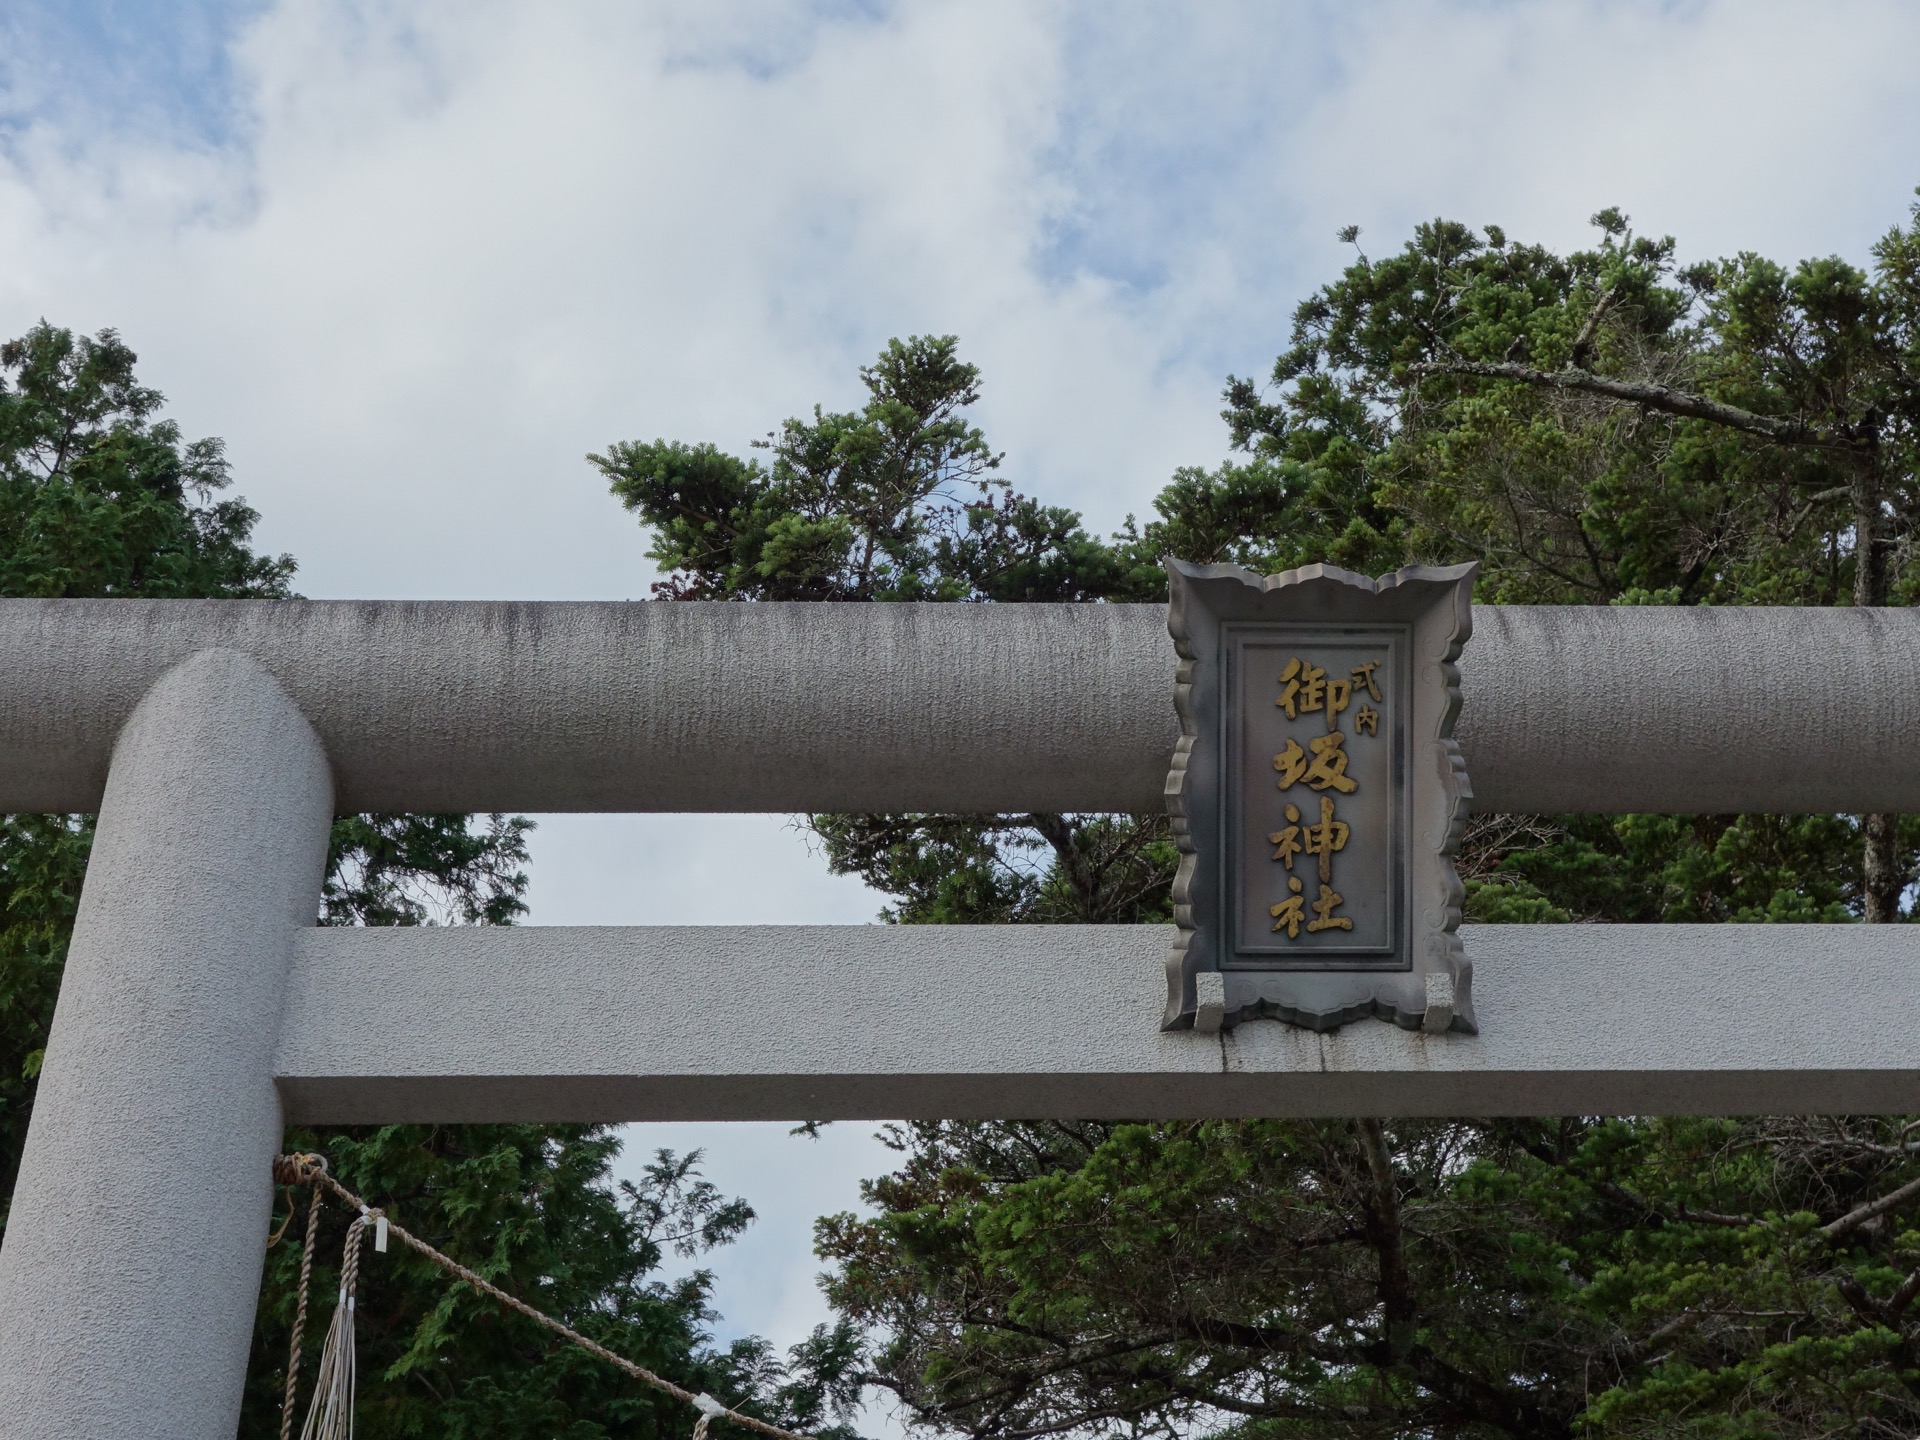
[
  {"x1": 0, "y1": 651, "x2": 334, "y2": 1440},
  {"x1": 0, "y1": 599, "x2": 1168, "y2": 814},
  {"x1": 7, "y1": 602, "x2": 1912, "y2": 1440},
  {"x1": 4, "y1": 599, "x2": 1919, "y2": 815},
  {"x1": 276, "y1": 922, "x2": 1920, "y2": 1120}
]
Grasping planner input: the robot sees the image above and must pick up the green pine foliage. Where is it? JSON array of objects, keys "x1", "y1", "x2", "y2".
[
  {"x1": 0, "y1": 324, "x2": 857, "y2": 1439},
  {"x1": 243, "y1": 1130, "x2": 768, "y2": 1439},
  {"x1": 819, "y1": 1115, "x2": 1920, "y2": 1439},
  {"x1": 591, "y1": 335, "x2": 1124, "y2": 606},
  {"x1": 0, "y1": 812, "x2": 91, "y2": 1208},
  {"x1": 0, "y1": 322, "x2": 305, "y2": 1218},
  {"x1": 606, "y1": 193, "x2": 1920, "y2": 1437}
]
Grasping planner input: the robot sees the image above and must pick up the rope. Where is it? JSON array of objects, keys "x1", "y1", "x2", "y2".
[
  {"x1": 271, "y1": 1153, "x2": 816, "y2": 1440},
  {"x1": 266, "y1": 1188, "x2": 299, "y2": 1250},
  {"x1": 280, "y1": 1164, "x2": 328, "y2": 1440},
  {"x1": 300, "y1": 1212, "x2": 372, "y2": 1440},
  {"x1": 693, "y1": 1390, "x2": 730, "y2": 1440}
]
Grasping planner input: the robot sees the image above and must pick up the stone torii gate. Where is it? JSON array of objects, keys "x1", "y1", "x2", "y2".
[{"x1": 2, "y1": 593, "x2": 1919, "y2": 1437}]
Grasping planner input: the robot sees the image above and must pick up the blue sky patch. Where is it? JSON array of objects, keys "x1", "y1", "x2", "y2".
[{"x1": 1, "y1": 0, "x2": 266, "y2": 151}]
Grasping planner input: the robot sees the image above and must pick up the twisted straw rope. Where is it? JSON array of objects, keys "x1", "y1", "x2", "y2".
[
  {"x1": 272, "y1": 1153, "x2": 815, "y2": 1440},
  {"x1": 299, "y1": 1211, "x2": 373, "y2": 1440},
  {"x1": 278, "y1": 1172, "x2": 328, "y2": 1440}
]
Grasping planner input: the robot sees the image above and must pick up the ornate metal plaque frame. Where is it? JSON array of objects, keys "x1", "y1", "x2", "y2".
[{"x1": 1164, "y1": 559, "x2": 1478, "y2": 1034}]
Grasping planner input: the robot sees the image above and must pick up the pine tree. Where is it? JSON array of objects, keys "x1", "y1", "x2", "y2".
[
  {"x1": 605, "y1": 198, "x2": 1920, "y2": 1433},
  {"x1": 0, "y1": 324, "x2": 852, "y2": 1439}
]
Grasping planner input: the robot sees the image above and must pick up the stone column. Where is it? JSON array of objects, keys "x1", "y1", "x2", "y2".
[{"x1": 0, "y1": 649, "x2": 333, "y2": 1439}]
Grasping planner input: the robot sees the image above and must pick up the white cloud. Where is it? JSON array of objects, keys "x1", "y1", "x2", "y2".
[
  {"x1": 1280, "y1": 0, "x2": 1920, "y2": 269},
  {"x1": 12, "y1": 1, "x2": 1913, "y2": 593},
  {"x1": 523, "y1": 814, "x2": 878, "y2": 927},
  {"x1": 2, "y1": 0, "x2": 1223, "y2": 597},
  {"x1": 6, "y1": 0, "x2": 1919, "y2": 1400}
]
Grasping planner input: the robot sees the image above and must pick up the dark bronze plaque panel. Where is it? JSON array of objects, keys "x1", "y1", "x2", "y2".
[
  {"x1": 1165, "y1": 561, "x2": 1477, "y2": 1035},
  {"x1": 1227, "y1": 629, "x2": 1404, "y2": 963}
]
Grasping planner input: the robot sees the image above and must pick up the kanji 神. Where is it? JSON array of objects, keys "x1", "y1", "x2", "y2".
[{"x1": 1302, "y1": 795, "x2": 1349, "y2": 881}]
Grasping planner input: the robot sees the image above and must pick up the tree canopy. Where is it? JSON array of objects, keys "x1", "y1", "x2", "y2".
[
  {"x1": 604, "y1": 193, "x2": 1920, "y2": 1438},
  {"x1": 0, "y1": 323, "x2": 851, "y2": 1440},
  {"x1": 11, "y1": 184, "x2": 1920, "y2": 1438}
]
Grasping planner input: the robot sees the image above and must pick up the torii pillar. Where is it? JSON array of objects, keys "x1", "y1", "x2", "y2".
[
  {"x1": 0, "y1": 651, "x2": 332, "y2": 1439},
  {"x1": 6, "y1": 596, "x2": 1920, "y2": 1437}
]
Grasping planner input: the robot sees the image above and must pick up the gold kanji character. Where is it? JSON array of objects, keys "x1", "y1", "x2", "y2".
[
  {"x1": 1306, "y1": 883, "x2": 1353, "y2": 933},
  {"x1": 1276, "y1": 733, "x2": 1358, "y2": 793},
  {"x1": 1277, "y1": 657, "x2": 1327, "y2": 718},
  {"x1": 1323, "y1": 677, "x2": 1352, "y2": 731},
  {"x1": 1354, "y1": 704, "x2": 1378, "y2": 736},
  {"x1": 1270, "y1": 875, "x2": 1305, "y2": 937},
  {"x1": 1306, "y1": 731, "x2": 1357, "y2": 793},
  {"x1": 1274, "y1": 740, "x2": 1308, "y2": 789},
  {"x1": 1351, "y1": 661, "x2": 1383, "y2": 703},
  {"x1": 1301, "y1": 796, "x2": 1349, "y2": 882},
  {"x1": 1268, "y1": 803, "x2": 1303, "y2": 868}
]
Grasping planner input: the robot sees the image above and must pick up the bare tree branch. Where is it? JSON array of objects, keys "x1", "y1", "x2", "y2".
[
  {"x1": 1404, "y1": 358, "x2": 1845, "y2": 450},
  {"x1": 1568, "y1": 283, "x2": 1621, "y2": 371},
  {"x1": 1823, "y1": 1172, "x2": 1920, "y2": 1240},
  {"x1": 1835, "y1": 1275, "x2": 1920, "y2": 1402},
  {"x1": 1892, "y1": 1265, "x2": 1920, "y2": 1319},
  {"x1": 1612, "y1": 1309, "x2": 1702, "y2": 1369}
]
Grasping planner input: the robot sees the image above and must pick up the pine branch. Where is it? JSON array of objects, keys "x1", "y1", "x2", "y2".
[{"x1": 1404, "y1": 358, "x2": 1844, "y2": 450}]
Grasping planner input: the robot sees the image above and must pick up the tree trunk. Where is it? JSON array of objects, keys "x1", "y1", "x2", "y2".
[
  {"x1": 1854, "y1": 441, "x2": 1905, "y2": 922},
  {"x1": 1864, "y1": 811, "x2": 1904, "y2": 923}
]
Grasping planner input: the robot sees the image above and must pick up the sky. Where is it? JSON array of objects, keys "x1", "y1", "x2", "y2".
[{"x1": 5, "y1": 0, "x2": 1920, "y2": 1425}]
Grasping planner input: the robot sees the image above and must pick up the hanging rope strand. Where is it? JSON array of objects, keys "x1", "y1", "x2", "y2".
[
  {"x1": 299, "y1": 1213, "x2": 372, "y2": 1440},
  {"x1": 271, "y1": 1153, "x2": 817, "y2": 1440},
  {"x1": 279, "y1": 1169, "x2": 328, "y2": 1440}
]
